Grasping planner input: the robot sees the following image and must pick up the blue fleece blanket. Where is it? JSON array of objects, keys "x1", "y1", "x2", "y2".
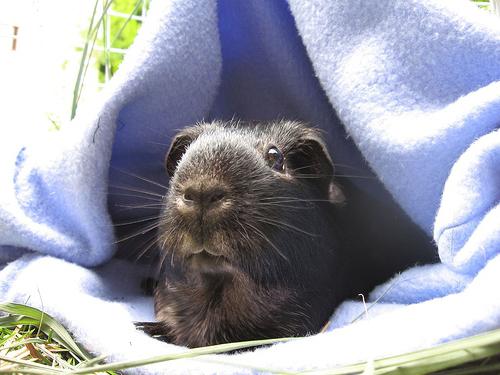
[{"x1": 1, "y1": 0, "x2": 500, "y2": 373}]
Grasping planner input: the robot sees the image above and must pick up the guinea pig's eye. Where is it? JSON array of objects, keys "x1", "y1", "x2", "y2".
[{"x1": 265, "y1": 146, "x2": 285, "y2": 172}]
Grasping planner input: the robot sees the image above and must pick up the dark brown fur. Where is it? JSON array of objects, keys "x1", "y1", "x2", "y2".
[{"x1": 144, "y1": 120, "x2": 437, "y2": 347}]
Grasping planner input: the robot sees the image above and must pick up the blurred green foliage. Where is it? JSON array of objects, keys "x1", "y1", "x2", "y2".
[{"x1": 96, "y1": 0, "x2": 147, "y2": 83}]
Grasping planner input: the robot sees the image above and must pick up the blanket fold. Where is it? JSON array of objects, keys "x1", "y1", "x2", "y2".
[{"x1": 0, "y1": 0, "x2": 499, "y2": 373}]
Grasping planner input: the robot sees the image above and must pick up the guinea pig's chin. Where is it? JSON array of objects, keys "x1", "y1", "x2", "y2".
[{"x1": 186, "y1": 251, "x2": 234, "y2": 277}]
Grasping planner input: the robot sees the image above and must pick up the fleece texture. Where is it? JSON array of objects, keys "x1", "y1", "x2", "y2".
[{"x1": 0, "y1": 0, "x2": 499, "y2": 373}]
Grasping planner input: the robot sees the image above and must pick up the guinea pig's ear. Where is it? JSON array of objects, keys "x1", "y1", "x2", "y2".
[
  {"x1": 165, "y1": 132, "x2": 194, "y2": 177},
  {"x1": 292, "y1": 132, "x2": 345, "y2": 205}
]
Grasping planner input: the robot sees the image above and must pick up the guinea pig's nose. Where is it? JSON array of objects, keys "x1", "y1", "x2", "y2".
[{"x1": 182, "y1": 184, "x2": 227, "y2": 210}]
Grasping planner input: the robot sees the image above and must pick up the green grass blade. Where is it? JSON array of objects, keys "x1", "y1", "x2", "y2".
[
  {"x1": 76, "y1": 354, "x2": 108, "y2": 368},
  {"x1": 0, "y1": 302, "x2": 91, "y2": 361},
  {"x1": 0, "y1": 338, "x2": 46, "y2": 352},
  {"x1": 74, "y1": 20, "x2": 101, "y2": 113},
  {"x1": 0, "y1": 315, "x2": 41, "y2": 327},
  {"x1": 436, "y1": 362, "x2": 500, "y2": 375},
  {"x1": 373, "y1": 329, "x2": 500, "y2": 375},
  {"x1": 71, "y1": 0, "x2": 100, "y2": 120},
  {"x1": 0, "y1": 353, "x2": 63, "y2": 374},
  {"x1": 65, "y1": 328, "x2": 500, "y2": 375},
  {"x1": 111, "y1": 0, "x2": 143, "y2": 47},
  {"x1": 67, "y1": 337, "x2": 296, "y2": 374},
  {"x1": 71, "y1": 0, "x2": 115, "y2": 119},
  {"x1": 47, "y1": 115, "x2": 61, "y2": 131},
  {"x1": 0, "y1": 370, "x2": 63, "y2": 375},
  {"x1": 374, "y1": 345, "x2": 500, "y2": 375},
  {"x1": 89, "y1": 0, "x2": 115, "y2": 39},
  {"x1": 302, "y1": 328, "x2": 500, "y2": 375},
  {"x1": 102, "y1": 1, "x2": 110, "y2": 83}
]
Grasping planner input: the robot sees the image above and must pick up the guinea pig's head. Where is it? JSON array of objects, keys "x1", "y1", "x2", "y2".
[{"x1": 158, "y1": 120, "x2": 344, "y2": 284}]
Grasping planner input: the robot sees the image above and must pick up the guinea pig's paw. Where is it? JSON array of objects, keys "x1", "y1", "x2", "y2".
[{"x1": 134, "y1": 321, "x2": 173, "y2": 342}]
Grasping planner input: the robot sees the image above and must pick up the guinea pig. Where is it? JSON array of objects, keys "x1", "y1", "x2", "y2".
[{"x1": 141, "y1": 120, "x2": 437, "y2": 347}]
